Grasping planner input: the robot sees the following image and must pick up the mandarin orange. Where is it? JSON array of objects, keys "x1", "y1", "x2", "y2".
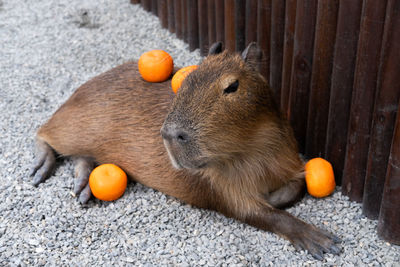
[
  {"x1": 171, "y1": 65, "x2": 198, "y2": 94},
  {"x1": 138, "y1": 50, "x2": 174, "y2": 82},
  {"x1": 89, "y1": 164, "x2": 127, "y2": 201},
  {"x1": 305, "y1": 158, "x2": 336, "y2": 198}
]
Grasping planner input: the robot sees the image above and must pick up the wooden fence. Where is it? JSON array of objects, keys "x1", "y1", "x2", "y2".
[{"x1": 131, "y1": 0, "x2": 400, "y2": 245}]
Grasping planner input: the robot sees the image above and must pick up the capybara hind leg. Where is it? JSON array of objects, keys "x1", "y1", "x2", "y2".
[
  {"x1": 73, "y1": 157, "x2": 95, "y2": 204},
  {"x1": 30, "y1": 138, "x2": 56, "y2": 186},
  {"x1": 266, "y1": 178, "x2": 305, "y2": 209}
]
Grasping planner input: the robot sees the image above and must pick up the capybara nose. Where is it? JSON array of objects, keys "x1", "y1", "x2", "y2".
[{"x1": 161, "y1": 124, "x2": 189, "y2": 144}]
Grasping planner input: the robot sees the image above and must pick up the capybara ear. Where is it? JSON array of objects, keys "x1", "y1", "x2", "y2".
[
  {"x1": 208, "y1": 42, "x2": 223, "y2": 55},
  {"x1": 241, "y1": 42, "x2": 263, "y2": 71}
]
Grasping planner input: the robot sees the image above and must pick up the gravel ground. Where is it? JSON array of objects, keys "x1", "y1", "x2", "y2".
[{"x1": 0, "y1": 0, "x2": 399, "y2": 265}]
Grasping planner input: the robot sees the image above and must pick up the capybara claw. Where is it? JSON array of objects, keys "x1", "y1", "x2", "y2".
[
  {"x1": 31, "y1": 144, "x2": 55, "y2": 186},
  {"x1": 73, "y1": 157, "x2": 94, "y2": 204},
  {"x1": 78, "y1": 183, "x2": 92, "y2": 204},
  {"x1": 291, "y1": 224, "x2": 341, "y2": 260},
  {"x1": 73, "y1": 176, "x2": 88, "y2": 195},
  {"x1": 330, "y1": 243, "x2": 341, "y2": 255}
]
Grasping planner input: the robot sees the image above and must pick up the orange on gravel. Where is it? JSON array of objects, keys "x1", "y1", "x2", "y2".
[
  {"x1": 138, "y1": 50, "x2": 174, "y2": 82},
  {"x1": 171, "y1": 65, "x2": 198, "y2": 94},
  {"x1": 89, "y1": 164, "x2": 128, "y2": 201},
  {"x1": 305, "y1": 158, "x2": 336, "y2": 198}
]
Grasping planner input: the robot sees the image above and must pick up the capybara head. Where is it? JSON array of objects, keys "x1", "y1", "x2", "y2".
[{"x1": 161, "y1": 43, "x2": 280, "y2": 172}]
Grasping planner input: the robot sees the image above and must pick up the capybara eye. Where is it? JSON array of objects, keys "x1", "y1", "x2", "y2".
[{"x1": 223, "y1": 80, "x2": 239, "y2": 94}]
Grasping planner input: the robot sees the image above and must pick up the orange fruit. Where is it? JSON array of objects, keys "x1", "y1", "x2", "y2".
[
  {"x1": 171, "y1": 65, "x2": 198, "y2": 94},
  {"x1": 305, "y1": 158, "x2": 336, "y2": 198},
  {"x1": 89, "y1": 164, "x2": 128, "y2": 201},
  {"x1": 138, "y1": 50, "x2": 174, "y2": 82}
]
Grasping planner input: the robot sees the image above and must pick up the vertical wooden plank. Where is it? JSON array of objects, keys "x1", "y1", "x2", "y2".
[
  {"x1": 207, "y1": 0, "x2": 216, "y2": 46},
  {"x1": 245, "y1": 0, "x2": 258, "y2": 46},
  {"x1": 182, "y1": 0, "x2": 188, "y2": 42},
  {"x1": 287, "y1": 0, "x2": 318, "y2": 154},
  {"x1": 188, "y1": 0, "x2": 199, "y2": 51},
  {"x1": 363, "y1": 0, "x2": 400, "y2": 219},
  {"x1": 168, "y1": 0, "x2": 175, "y2": 33},
  {"x1": 158, "y1": 0, "x2": 168, "y2": 28},
  {"x1": 215, "y1": 0, "x2": 225, "y2": 45},
  {"x1": 152, "y1": 0, "x2": 158, "y2": 15},
  {"x1": 174, "y1": 0, "x2": 182, "y2": 39},
  {"x1": 225, "y1": 0, "x2": 235, "y2": 52},
  {"x1": 342, "y1": 0, "x2": 388, "y2": 202},
  {"x1": 270, "y1": 0, "x2": 286, "y2": 105},
  {"x1": 245, "y1": 0, "x2": 257, "y2": 46},
  {"x1": 257, "y1": 0, "x2": 271, "y2": 80},
  {"x1": 325, "y1": 0, "x2": 363, "y2": 185},
  {"x1": 378, "y1": 100, "x2": 400, "y2": 244},
  {"x1": 305, "y1": 0, "x2": 339, "y2": 158},
  {"x1": 281, "y1": 0, "x2": 297, "y2": 117},
  {"x1": 131, "y1": 0, "x2": 141, "y2": 4},
  {"x1": 142, "y1": 0, "x2": 152, "y2": 12},
  {"x1": 235, "y1": 0, "x2": 246, "y2": 52},
  {"x1": 198, "y1": 0, "x2": 209, "y2": 55}
]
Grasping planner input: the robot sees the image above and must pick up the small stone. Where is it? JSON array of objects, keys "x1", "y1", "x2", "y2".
[
  {"x1": 35, "y1": 247, "x2": 45, "y2": 253},
  {"x1": 28, "y1": 239, "x2": 40, "y2": 246},
  {"x1": 125, "y1": 257, "x2": 134, "y2": 263}
]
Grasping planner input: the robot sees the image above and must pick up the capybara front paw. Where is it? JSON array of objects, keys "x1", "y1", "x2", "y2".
[{"x1": 290, "y1": 224, "x2": 341, "y2": 260}]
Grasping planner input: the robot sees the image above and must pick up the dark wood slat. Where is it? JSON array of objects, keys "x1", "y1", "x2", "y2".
[
  {"x1": 198, "y1": 0, "x2": 209, "y2": 55},
  {"x1": 188, "y1": 0, "x2": 199, "y2": 51},
  {"x1": 378, "y1": 100, "x2": 400, "y2": 244},
  {"x1": 142, "y1": 0, "x2": 152, "y2": 11},
  {"x1": 168, "y1": 0, "x2": 175, "y2": 32},
  {"x1": 174, "y1": 0, "x2": 182, "y2": 38},
  {"x1": 363, "y1": 0, "x2": 400, "y2": 219},
  {"x1": 257, "y1": 0, "x2": 271, "y2": 80},
  {"x1": 305, "y1": 0, "x2": 339, "y2": 158},
  {"x1": 235, "y1": 0, "x2": 246, "y2": 52},
  {"x1": 131, "y1": 0, "x2": 141, "y2": 4},
  {"x1": 158, "y1": 0, "x2": 168, "y2": 28},
  {"x1": 287, "y1": 0, "x2": 318, "y2": 154},
  {"x1": 225, "y1": 0, "x2": 235, "y2": 52},
  {"x1": 245, "y1": 0, "x2": 258, "y2": 46},
  {"x1": 269, "y1": 0, "x2": 286, "y2": 106},
  {"x1": 215, "y1": 0, "x2": 225, "y2": 45},
  {"x1": 324, "y1": 0, "x2": 363, "y2": 185},
  {"x1": 342, "y1": 0, "x2": 388, "y2": 202},
  {"x1": 182, "y1": 0, "x2": 188, "y2": 42},
  {"x1": 152, "y1": 0, "x2": 158, "y2": 15},
  {"x1": 207, "y1": 0, "x2": 216, "y2": 47},
  {"x1": 281, "y1": 0, "x2": 297, "y2": 117}
]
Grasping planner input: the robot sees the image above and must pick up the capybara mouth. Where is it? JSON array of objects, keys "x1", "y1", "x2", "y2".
[
  {"x1": 162, "y1": 138, "x2": 208, "y2": 170},
  {"x1": 162, "y1": 139, "x2": 183, "y2": 169}
]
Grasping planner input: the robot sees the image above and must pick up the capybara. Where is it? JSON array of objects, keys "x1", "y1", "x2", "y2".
[{"x1": 31, "y1": 42, "x2": 340, "y2": 259}]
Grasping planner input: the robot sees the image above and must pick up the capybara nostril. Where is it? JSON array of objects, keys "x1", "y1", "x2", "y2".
[
  {"x1": 161, "y1": 124, "x2": 190, "y2": 144},
  {"x1": 176, "y1": 131, "x2": 189, "y2": 143}
]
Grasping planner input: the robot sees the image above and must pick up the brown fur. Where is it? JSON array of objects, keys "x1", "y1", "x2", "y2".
[{"x1": 34, "y1": 45, "x2": 340, "y2": 259}]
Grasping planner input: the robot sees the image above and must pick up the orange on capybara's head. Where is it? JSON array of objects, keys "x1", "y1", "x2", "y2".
[{"x1": 138, "y1": 50, "x2": 174, "y2": 83}]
